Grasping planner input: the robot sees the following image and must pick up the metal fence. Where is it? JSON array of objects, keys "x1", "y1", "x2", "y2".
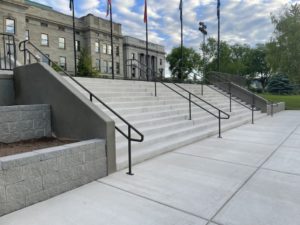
[{"x1": 0, "y1": 33, "x2": 17, "y2": 70}]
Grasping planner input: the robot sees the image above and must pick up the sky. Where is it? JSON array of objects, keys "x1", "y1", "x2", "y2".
[{"x1": 31, "y1": 0, "x2": 300, "y2": 51}]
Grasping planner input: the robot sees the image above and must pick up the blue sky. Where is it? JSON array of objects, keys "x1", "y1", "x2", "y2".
[{"x1": 33, "y1": 0, "x2": 300, "y2": 54}]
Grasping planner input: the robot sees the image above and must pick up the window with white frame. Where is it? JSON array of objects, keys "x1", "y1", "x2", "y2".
[
  {"x1": 59, "y1": 56, "x2": 66, "y2": 70},
  {"x1": 108, "y1": 61, "x2": 112, "y2": 73},
  {"x1": 5, "y1": 19, "x2": 15, "y2": 34},
  {"x1": 41, "y1": 34, "x2": 49, "y2": 46},
  {"x1": 59, "y1": 37, "x2": 65, "y2": 49},
  {"x1": 102, "y1": 60, "x2": 108, "y2": 73},
  {"x1": 95, "y1": 42, "x2": 100, "y2": 53},
  {"x1": 96, "y1": 59, "x2": 100, "y2": 71},
  {"x1": 102, "y1": 44, "x2": 107, "y2": 54},
  {"x1": 107, "y1": 45, "x2": 112, "y2": 55}
]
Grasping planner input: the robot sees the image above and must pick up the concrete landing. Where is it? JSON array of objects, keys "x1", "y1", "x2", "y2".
[{"x1": 1, "y1": 111, "x2": 300, "y2": 225}]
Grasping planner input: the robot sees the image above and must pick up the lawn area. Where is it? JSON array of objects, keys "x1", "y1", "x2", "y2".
[{"x1": 260, "y1": 94, "x2": 300, "y2": 110}]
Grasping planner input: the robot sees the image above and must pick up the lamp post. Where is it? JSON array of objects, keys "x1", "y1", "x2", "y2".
[{"x1": 199, "y1": 22, "x2": 207, "y2": 82}]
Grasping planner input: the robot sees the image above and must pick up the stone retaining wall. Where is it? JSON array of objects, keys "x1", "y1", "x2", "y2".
[
  {"x1": 0, "y1": 139, "x2": 107, "y2": 216},
  {"x1": 0, "y1": 104, "x2": 51, "y2": 143}
]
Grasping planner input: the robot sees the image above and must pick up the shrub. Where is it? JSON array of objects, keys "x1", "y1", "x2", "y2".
[{"x1": 266, "y1": 73, "x2": 293, "y2": 94}]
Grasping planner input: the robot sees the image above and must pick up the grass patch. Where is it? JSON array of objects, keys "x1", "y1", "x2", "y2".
[{"x1": 260, "y1": 94, "x2": 300, "y2": 110}]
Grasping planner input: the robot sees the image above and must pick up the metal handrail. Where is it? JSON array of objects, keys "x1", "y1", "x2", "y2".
[
  {"x1": 0, "y1": 33, "x2": 17, "y2": 70},
  {"x1": 19, "y1": 40, "x2": 144, "y2": 175},
  {"x1": 126, "y1": 59, "x2": 230, "y2": 138}
]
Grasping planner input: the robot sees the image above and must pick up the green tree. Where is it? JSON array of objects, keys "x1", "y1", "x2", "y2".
[
  {"x1": 267, "y1": 73, "x2": 293, "y2": 94},
  {"x1": 166, "y1": 46, "x2": 202, "y2": 81},
  {"x1": 245, "y1": 44, "x2": 271, "y2": 89},
  {"x1": 77, "y1": 48, "x2": 97, "y2": 77},
  {"x1": 266, "y1": 4, "x2": 300, "y2": 83}
]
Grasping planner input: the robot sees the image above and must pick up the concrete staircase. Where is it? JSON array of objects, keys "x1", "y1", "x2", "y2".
[{"x1": 68, "y1": 78, "x2": 267, "y2": 170}]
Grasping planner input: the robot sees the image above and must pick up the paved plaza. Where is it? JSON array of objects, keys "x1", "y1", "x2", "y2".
[{"x1": 0, "y1": 110, "x2": 300, "y2": 225}]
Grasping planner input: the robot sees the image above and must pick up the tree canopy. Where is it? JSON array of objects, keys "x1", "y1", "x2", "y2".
[
  {"x1": 166, "y1": 46, "x2": 202, "y2": 80},
  {"x1": 266, "y1": 4, "x2": 300, "y2": 83}
]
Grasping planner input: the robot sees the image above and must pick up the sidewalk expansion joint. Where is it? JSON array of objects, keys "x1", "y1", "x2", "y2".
[
  {"x1": 206, "y1": 123, "x2": 300, "y2": 225},
  {"x1": 97, "y1": 180, "x2": 210, "y2": 223}
]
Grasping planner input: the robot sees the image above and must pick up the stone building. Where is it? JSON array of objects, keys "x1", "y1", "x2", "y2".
[
  {"x1": 123, "y1": 36, "x2": 165, "y2": 80},
  {"x1": 0, "y1": 0, "x2": 166, "y2": 78}
]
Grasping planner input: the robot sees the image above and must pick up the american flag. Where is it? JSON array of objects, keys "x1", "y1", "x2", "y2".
[
  {"x1": 107, "y1": 0, "x2": 112, "y2": 17},
  {"x1": 144, "y1": 0, "x2": 148, "y2": 23}
]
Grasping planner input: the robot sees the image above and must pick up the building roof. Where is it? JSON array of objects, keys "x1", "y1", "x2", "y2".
[{"x1": 25, "y1": 0, "x2": 53, "y2": 11}]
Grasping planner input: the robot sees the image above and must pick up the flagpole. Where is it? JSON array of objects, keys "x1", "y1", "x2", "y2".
[
  {"x1": 71, "y1": 0, "x2": 77, "y2": 76},
  {"x1": 180, "y1": 0, "x2": 183, "y2": 81},
  {"x1": 109, "y1": 2, "x2": 115, "y2": 79},
  {"x1": 145, "y1": 0, "x2": 149, "y2": 81},
  {"x1": 217, "y1": 0, "x2": 220, "y2": 72}
]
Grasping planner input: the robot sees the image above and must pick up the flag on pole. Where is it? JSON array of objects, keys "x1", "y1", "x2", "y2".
[
  {"x1": 217, "y1": 0, "x2": 220, "y2": 18},
  {"x1": 107, "y1": 0, "x2": 112, "y2": 17},
  {"x1": 144, "y1": 0, "x2": 148, "y2": 23},
  {"x1": 69, "y1": 0, "x2": 73, "y2": 10},
  {"x1": 179, "y1": 0, "x2": 182, "y2": 22}
]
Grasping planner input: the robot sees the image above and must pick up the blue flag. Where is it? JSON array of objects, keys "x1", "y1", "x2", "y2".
[
  {"x1": 69, "y1": 0, "x2": 73, "y2": 10},
  {"x1": 179, "y1": 0, "x2": 183, "y2": 21},
  {"x1": 217, "y1": 0, "x2": 220, "y2": 18}
]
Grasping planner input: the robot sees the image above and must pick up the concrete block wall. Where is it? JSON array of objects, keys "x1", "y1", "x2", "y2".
[
  {"x1": 0, "y1": 105, "x2": 51, "y2": 143},
  {"x1": 267, "y1": 102, "x2": 286, "y2": 115},
  {"x1": 0, "y1": 139, "x2": 107, "y2": 216}
]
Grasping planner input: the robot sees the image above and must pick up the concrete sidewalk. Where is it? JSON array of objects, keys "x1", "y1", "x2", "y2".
[{"x1": 1, "y1": 111, "x2": 300, "y2": 225}]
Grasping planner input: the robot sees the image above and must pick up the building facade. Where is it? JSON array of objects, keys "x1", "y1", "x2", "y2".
[
  {"x1": 123, "y1": 36, "x2": 165, "y2": 80},
  {"x1": 0, "y1": 0, "x2": 166, "y2": 78}
]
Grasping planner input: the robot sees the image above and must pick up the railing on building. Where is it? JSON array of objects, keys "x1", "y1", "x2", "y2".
[
  {"x1": 19, "y1": 40, "x2": 144, "y2": 175},
  {"x1": 0, "y1": 33, "x2": 17, "y2": 71}
]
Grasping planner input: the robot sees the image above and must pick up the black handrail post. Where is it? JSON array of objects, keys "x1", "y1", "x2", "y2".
[
  {"x1": 252, "y1": 94, "x2": 255, "y2": 124},
  {"x1": 271, "y1": 103, "x2": 274, "y2": 117},
  {"x1": 229, "y1": 82, "x2": 232, "y2": 112},
  {"x1": 13, "y1": 35, "x2": 17, "y2": 68},
  {"x1": 90, "y1": 94, "x2": 93, "y2": 102},
  {"x1": 218, "y1": 110, "x2": 222, "y2": 138},
  {"x1": 189, "y1": 93, "x2": 192, "y2": 120},
  {"x1": 126, "y1": 126, "x2": 134, "y2": 176},
  {"x1": 154, "y1": 79, "x2": 157, "y2": 97}
]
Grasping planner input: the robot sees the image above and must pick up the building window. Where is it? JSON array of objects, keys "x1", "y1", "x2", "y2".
[
  {"x1": 75, "y1": 40, "x2": 80, "y2": 51},
  {"x1": 95, "y1": 42, "x2": 100, "y2": 53},
  {"x1": 108, "y1": 45, "x2": 112, "y2": 55},
  {"x1": 116, "y1": 46, "x2": 120, "y2": 56},
  {"x1": 160, "y1": 59, "x2": 163, "y2": 65},
  {"x1": 131, "y1": 53, "x2": 135, "y2": 60},
  {"x1": 102, "y1": 60, "x2": 108, "y2": 73},
  {"x1": 59, "y1": 56, "x2": 66, "y2": 70},
  {"x1": 41, "y1": 22, "x2": 48, "y2": 27},
  {"x1": 102, "y1": 44, "x2": 107, "y2": 54},
  {"x1": 96, "y1": 59, "x2": 100, "y2": 71},
  {"x1": 25, "y1": 30, "x2": 29, "y2": 40},
  {"x1": 59, "y1": 37, "x2": 65, "y2": 49},
  {"x1": 108, "y1": 61, "x2": 112, "y2": 74},
  {"x1": 5, "y1": 19, "x2": 15, "y2": 34},
  {"x1": 42, "y1": 54, "x2": 50, "y2": 65},
  {"x1": 41, "y1": 34, "x2": 49, "y2": 46},
  {"x1": 116, "y1": 62, "x2": 120, "y2": 74}
]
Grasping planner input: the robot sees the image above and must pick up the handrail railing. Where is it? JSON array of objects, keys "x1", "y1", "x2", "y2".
[
  {"x1": 201, "y1": 73, "x2": 259, "y2": 123},
  {"x1": 126, "y1": 59, "x2": 230, "y2": 138},
  {"x1": 206, "y1": 71, "x2": 269, "y2": 122},
  {"x1": 0, "y1": 33, "x2": 17, "y2": 70},
  {"x1": 19, "y1": 40, "x2": 144, "y2": 175}
]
